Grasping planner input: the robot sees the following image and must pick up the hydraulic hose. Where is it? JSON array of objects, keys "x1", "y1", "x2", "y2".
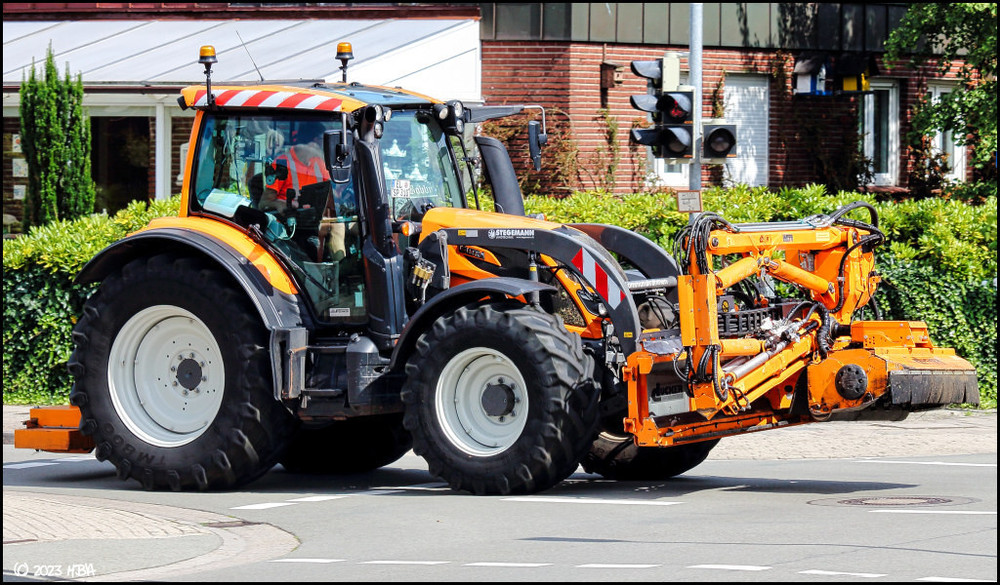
[{"x1": 814, "y1": 304, "x2": 831, "y2": 359}]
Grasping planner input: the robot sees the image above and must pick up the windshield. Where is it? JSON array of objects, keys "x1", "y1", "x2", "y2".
[{"x1": 380, "y1": 110, "x2": 466, "y2": 221}]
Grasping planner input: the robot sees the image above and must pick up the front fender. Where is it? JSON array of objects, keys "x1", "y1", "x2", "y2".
[
  {"x1": 389, "y1": 277, "x2": 557, "y2": 370},
  {"x1": 437, "y1": 226, "x2": 643, "y2": 357}
]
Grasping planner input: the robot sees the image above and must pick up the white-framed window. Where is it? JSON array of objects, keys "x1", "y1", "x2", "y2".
[
  {"x1": 723, "y1": 75, "x2": 769, "y2": 187},
  {"x1": 860, "y1": 80, "x2": 899, "y2": 186},
  {"x1": 926, "y1": 83, "x2": 967, "y2": 182}
]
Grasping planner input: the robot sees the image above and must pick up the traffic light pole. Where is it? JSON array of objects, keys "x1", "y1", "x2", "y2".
[{"x1": 688, "y1": 3, "x2": 703, "y2": 192}]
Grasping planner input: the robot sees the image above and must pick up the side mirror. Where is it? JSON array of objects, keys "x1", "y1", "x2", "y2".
[
  {"x1": 528, "y1": 121, "x2": 548, "y2": 171},
  {"x1": 324, "y1": 129, "x2": 353, "y2": 184}
]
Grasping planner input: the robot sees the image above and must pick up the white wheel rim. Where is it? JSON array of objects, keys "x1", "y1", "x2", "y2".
[
  {"x1": 108, "y1": 305, "x2": 225, "y2": 448},
  {"x1": 435, "y1": 347, "x2": 528, "y2": 457}
]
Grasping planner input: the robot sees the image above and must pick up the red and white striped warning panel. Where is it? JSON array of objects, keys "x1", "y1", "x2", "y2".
[
  {"x1": 191, "y1": 89, "x2": 344, "y2": 112},
  {"x1": 572, "y1": 248, "x2": 625, "y2": 309}
]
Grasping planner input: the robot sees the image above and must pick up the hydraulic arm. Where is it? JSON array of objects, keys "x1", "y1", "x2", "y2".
[{"x1": 621, "y1": 204, "x2": 977, "y2": 447}]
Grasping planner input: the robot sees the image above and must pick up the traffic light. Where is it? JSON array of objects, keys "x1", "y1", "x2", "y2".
[
  {"x1": 701, "y1": 122, "x2": 737, "y2": 164},
  {"x1": 628, "y1": 59, "x2": 695, "y2": 163}
]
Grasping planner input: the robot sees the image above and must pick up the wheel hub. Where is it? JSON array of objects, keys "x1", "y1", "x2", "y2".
[
  {"x1": 481, "y1": 379, "x2": 516, "y2": 418},
  {"x1": 175, "y1": 357, "x2": 204, "y2": 391},
  {"x1": 435, "y1": 347, "x2": 529, "y2": 456}
]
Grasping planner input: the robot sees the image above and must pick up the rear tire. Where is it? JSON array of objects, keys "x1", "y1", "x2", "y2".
[
  {"x1": 401, "y1": 303, "x2": 598, "y2": 495},
  {"x1": 582, "y1": 432, "x2": 718, "y2": 481},
  {"x1": 279, "y1": 414, "x2": 412, "y2": 474},
  {"x1": 68, "y1": 253, "x2": 296, "y2": 491}
]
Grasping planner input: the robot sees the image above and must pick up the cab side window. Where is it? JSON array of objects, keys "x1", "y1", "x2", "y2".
[{"x1": 190, "y1": 113, "x2": 367, "y2": 323}]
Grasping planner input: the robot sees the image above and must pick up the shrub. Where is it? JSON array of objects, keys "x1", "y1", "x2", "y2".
[{"x1": 3, "y1": 197, "x2": 180, "y2": 404}]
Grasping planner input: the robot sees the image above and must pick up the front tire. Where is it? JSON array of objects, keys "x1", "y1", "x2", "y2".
[
  {"x1": 69, "y1": 253, "x2": 296, "y2": 491},
  {"x1": 401, "y1": 304, "x2": 598, "y2": 495}
]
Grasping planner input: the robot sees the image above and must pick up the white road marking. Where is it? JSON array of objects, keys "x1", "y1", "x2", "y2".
[
  {"x1": 269, "y1": 558, "x2": 345, "y2": 564},
  {"x1": 229, "y1": 502, "x2": 297, "y2": 510},
  {"x1": 3, "y1": 461, "x2": 59, "y2": 469},
  {"x1": 372, "y1": 482, "x2": 449, "y2": 491},
  {"x1": 502, "y1": 496, "x2": 681, "y2": 506},
  {"x1": 59, "y1": 454, "x2": 95, "y2": 461},
  {"x1": 285, "y1": 495, "x2": 350, "y2": 502},
  {"x1": 688, "y1": 564, "x2": 772, "y2": 571},
  {"x1": 868, "y1": 510, "x2": 996, "y2": 515},
  {"x1": 578, "y1": 563, "x2": 659, "y2": 569},
  {"x1": 800, "y1": 569, "x2": 887, "y2": 578},
  {"x1": 362, "y1": 560, "x2": 450, "y2": 565},
  {"x1": 465, "y1": 562, "x2": 552, "y2": 568},
  {"x1": 3, "y1": 454, "x2": 97, "y2": 470},
  {"x1": 854, "y1": 460, "x2": 996, "y2": 468}
]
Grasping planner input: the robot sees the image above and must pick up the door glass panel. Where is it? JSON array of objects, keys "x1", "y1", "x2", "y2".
[
  {"x1": 189, "y1": 112, "x2": 366, "y2": 323},
  {"x1": 872, "y1": 89, "x2": 889, "y2": 174}
]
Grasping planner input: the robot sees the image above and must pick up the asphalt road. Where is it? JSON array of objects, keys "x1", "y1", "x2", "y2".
[{"x1": 3, "y1": 406, "x2": 997, "y2": 582}]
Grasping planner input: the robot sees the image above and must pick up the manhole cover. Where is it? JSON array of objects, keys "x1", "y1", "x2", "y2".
[
  {"x1": 840, "y1": 496, "x2": 952, "y2": 507},
  {"x1": 809, "y1": 495, "x2": 977, "y2": 508}
]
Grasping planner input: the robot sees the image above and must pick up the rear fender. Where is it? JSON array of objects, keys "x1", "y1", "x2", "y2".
[{"x1": 76, "y1": 225, "x2": 308, "y2": 401}]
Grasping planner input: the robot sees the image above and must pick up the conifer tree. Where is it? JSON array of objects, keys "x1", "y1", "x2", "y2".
[{"x1": 19, "y1": 45, "x2": 96, "y2": 229}]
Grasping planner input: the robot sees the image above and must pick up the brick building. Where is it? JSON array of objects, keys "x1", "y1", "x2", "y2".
[
  {"x1": 2, "y1": 3, "x2": 973, "y2": 226},
  {"x1": 477, "y1": 3, "x2": 972, "y2": 195}
]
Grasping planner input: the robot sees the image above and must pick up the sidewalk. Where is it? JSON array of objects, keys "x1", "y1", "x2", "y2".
[{"x1": 708, "y1": 406, "x2": 997, "y2": 460}]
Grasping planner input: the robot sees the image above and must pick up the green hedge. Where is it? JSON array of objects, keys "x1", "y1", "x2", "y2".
[
  {"x1": 3, "y1": 197, "x2": 181, "y2": 404},
  {"x1": 3, "y1": 188, "x2": 996, "y2": 408}
]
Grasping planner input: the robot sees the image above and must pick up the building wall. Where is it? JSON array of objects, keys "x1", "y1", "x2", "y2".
[
  {"x1": 1, "y1": 3, "x2": 977, "y2": 221},
  {"x1": 483, "y1": 40, "x2": 971, "y2": 195}
]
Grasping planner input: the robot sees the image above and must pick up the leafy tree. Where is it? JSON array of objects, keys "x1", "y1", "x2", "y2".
[
  {"x1": 884, "y1": 3, "x2": 997, "y2": 175},
  {"x1": 19, "y1": 45, "x2": 96, "y2": 230}
]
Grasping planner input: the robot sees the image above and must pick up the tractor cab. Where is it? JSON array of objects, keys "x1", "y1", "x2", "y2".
[{"x1": 178, "y1": 45, "x2": 490, "y2": 328}]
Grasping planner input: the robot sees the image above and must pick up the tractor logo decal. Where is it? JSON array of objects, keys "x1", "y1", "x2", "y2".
[
  {"x1": 572, "y1": 248, "x2": 625, "y2": 309},
  {"x1": 487, "y1": 229, "x2": 534, "y2": 240},
  {"x1": 192, "y1": 90, "x2": 343, "y2": 112}
]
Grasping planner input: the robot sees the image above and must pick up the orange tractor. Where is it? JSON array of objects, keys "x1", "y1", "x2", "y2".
[{"x1": 16, "y1": 44, "x2": 978, "y2": 494}]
